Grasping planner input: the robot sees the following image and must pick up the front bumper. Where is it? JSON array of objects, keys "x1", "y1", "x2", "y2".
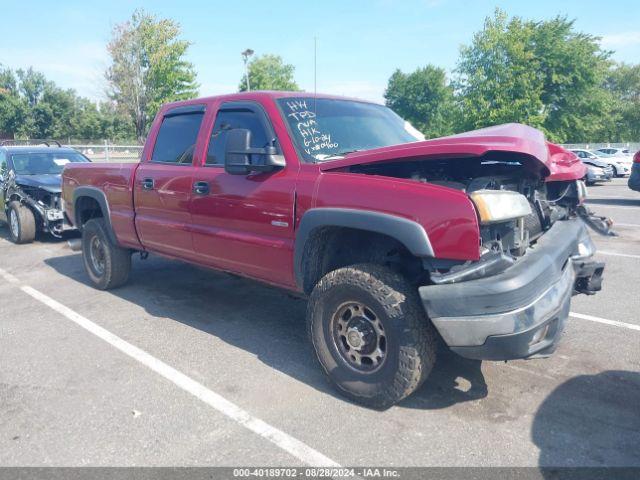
[
  {"x1": 589, "y1": 172, "x2": 611, "y2": 182},
  {"x1": 419, "y1": 218, "x2": 603, "y2": 360}
]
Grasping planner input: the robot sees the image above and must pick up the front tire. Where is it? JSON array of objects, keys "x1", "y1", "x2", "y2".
[
  {"x1": 82, "y1": 218, "x2": 131, "y2": 290},
  {"x1": 7, "y1": 201, "x2": 36, "y2": 244},
  {"x1": 308, "y1": 264, "x2": 437, "y2": 409}
]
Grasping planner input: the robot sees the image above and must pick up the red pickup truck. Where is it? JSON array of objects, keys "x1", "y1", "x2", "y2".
[{"x1": 62, "y1": 91, "x2": 605, "y2": 408}]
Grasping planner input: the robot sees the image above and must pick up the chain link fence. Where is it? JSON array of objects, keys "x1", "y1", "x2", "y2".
[
  {"x1": 0, "y1": 139, "x2": 143, "y2": 163},
  {"x1": 561, "y1": 142, "x2": 640, "y2": 153},
  {"x1": 4, "y1": 139, "x2": 638, "y2": 163},
  {"x1": 70, "y1": 142, "x2": 142, "y2": 163}
]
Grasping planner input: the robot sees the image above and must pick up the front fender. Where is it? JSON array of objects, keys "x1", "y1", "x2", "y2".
[{"x1": 294, "y1": 207, "x2": 435, "y2": 288}]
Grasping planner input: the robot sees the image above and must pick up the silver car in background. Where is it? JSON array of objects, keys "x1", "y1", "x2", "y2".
[{"x1": 570, "y1": 149, "x2": 617, "y2": 181}]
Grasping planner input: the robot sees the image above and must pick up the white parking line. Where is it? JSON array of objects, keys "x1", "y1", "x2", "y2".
[
  {"x1": 570, "y1": 312, "x2": 640, "y2": 332},
  {"x1": 0, "y1": 268, "x2": 340, "y2": 468},
  {"x1": 597, "y1": 250, "x2": 640, "y2": 260},
  {"x1": 614, "y1": 223, "x2": 640, "y2": 228}
]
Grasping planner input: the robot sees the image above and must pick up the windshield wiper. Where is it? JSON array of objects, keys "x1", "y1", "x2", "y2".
[{"x1": 315, "y1": 149, "x2": 363, "y2": 162}]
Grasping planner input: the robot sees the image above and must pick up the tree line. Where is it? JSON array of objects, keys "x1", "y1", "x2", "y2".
[
  {"x1": 385, "y1": 10, "x2": 640, "y2": 143},
  {"x1": 0, "y1": 9, "x2": 638, "y2": 144}
]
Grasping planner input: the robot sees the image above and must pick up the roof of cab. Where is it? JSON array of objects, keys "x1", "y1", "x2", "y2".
[{"x1": 160, "y1": 90, "x2": 382, "y2": 110}]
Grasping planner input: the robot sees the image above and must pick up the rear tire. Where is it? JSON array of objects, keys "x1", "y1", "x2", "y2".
[
  {"x1": 307, "y1": 263, "x2": 437, "y2": 409},
  {"x1": 82, "y1": 218, "x2": 131, "y2": 290},
  {"x1": 7, "y1": 201, "x2": 36, "y2": 244}
]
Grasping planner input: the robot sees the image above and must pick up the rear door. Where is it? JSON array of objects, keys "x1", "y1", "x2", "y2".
[
  {"x1": 133, "y1": 104, "x2": 206, "y2": 259},
  {"x1": 189, "y1": 101, "x2": 298, "y2": 287}
]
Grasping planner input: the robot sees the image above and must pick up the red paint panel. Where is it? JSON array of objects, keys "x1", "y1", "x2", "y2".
[
  {"x1": 133, "y1": 163, "x2": 195, "y2": 257},
  {"x1": 312, "y1": 172, "x2": 481, "y2": 261}
]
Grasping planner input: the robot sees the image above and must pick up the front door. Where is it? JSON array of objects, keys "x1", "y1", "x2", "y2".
[
  {"x1": 189, "y1": 101, "x2": 297, "y2": 287},
  {"x1": 134, "y1": 105, "x2": 205, "y2": 259}
]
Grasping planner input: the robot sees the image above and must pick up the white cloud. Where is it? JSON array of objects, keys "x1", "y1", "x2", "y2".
[{"x1": 601, "y1": 31, "x2": 640, "y2": 48}]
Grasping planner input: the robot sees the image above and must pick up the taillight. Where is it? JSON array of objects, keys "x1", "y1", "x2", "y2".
[{"x1": 634, "y1": 151, "x2": 640, "y2": 163}]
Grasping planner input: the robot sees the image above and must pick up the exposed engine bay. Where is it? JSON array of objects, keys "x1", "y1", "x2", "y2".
[
  {"x1": 2, "y1": 173, "x2": 65, "y2": 237},
  {"x1": 348, "y1": 154, "x2": 603, "y2": 270}
]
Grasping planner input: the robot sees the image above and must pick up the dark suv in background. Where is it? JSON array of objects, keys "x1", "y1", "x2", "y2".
[
  {"x1": 0, "y1": 141, "x2": 90, "y2": 243},
  {"x1": 629, "y1": 150, "x2": 640, "y2": 192}
]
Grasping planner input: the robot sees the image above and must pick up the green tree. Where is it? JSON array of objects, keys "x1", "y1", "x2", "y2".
[
  {"x1": 606, "y1": 63, "x2": 640, "y2": 141},
  {"x1": 0, "y1": 65, "x2": 26, "y2": 137},
  {"x1": 384, "y1": 65, "x2": 456, "y2": 138},
  {"x1": 532, "y1": 17, "x2": 613, "y2": 142},
  {"x1": 16, "y1": 67, "x2": 47, "y2": 108},
  {"x1": 455, "y1": 10, "x2": 612, "y2": 142},
  {"x1": 106, "y1": 9, "x2": 199, "y2": 142},
  {"x1": 0, "y1": 63, "x2": 135, "y2": 141},
  {"x1": 456, "y1": 10, "x2": 546, "y2": 133},
  {"x1": 238, "y1": 54, "x2": 300, "y2": 92}
]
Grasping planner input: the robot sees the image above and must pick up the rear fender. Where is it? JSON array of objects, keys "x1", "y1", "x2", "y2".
[{"x1": 72, "y1": 186, "x2": 118, "y2": 245}]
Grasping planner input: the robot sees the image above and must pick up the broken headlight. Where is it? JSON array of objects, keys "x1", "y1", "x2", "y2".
[{"x1": 470, "y1": 190, "x2": 532, "y2": 225}]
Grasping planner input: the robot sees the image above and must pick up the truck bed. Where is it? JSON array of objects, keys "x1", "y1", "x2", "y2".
[{"x1": 62, "y1": 162, "x2": 142, "y2": 249}]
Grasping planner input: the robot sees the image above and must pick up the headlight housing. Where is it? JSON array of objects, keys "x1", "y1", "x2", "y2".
[{"x1": 470, "y1": 190, "x2": 532, "y2": 225}]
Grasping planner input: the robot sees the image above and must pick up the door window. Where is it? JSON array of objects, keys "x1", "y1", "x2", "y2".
[
  {"x1": 206, "y1": 109, "x2": 270, "y2": 166},
  {"x1": 152, "y1": 111, "x2": 205, "y2": 164}
]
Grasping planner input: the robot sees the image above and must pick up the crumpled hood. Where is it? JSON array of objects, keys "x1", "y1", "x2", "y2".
[
  {"x1": 15, "y1": 174, "x2": 62, "y2": 193},
  {"x1": 320, "y1": 123, "x2": 585, "y2": 182}
]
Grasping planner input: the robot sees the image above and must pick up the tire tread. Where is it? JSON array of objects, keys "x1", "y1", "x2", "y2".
[
  {"x1": 308, "y1": 263, "x2": 436, "y2": 409},
  {"x1": 7, "y1": 201, "x2": 36, "y2": 244}
]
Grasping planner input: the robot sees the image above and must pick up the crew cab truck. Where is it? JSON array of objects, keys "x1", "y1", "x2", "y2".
[{"x1": 62, "y1": 92, "x2": 606, "y2": 409}]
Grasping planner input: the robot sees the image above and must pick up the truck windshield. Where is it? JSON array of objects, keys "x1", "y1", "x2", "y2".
[
  {"x1": 277, "y1": 97, "x2": 424, "y2": 162},
  {"x1": 11, "y1": 152, "x2": 89, "y2": 175}
]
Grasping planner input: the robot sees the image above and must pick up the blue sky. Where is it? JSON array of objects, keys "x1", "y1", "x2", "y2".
[{"x1": 2, "y1": 0, "x2": 639, "y2": 103}]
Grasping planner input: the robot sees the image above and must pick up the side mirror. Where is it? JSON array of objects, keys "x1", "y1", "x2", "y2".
[{"x1": 224, "y1": 128, "x2": 285, "y2": 175}]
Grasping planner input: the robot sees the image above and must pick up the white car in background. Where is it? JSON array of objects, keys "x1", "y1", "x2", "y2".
[
  {"x1": 596, "y1": 147, "x2": 632, "y2": 157},
  {"x1": 571, "y1": 148, "x2": 630, "y2": 177},
  {"x1": 594, "y1": 148, "x2": 634, "y2": 176}
]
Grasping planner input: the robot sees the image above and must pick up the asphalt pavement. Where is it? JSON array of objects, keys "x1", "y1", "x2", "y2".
[{"x1": 0, "y1": 177, "x2": 638, "y2": 469}]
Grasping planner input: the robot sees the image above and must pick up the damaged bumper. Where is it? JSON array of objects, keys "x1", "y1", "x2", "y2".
[{"x1": 419, "y1": 218, "x2": 603, "y2": 360}]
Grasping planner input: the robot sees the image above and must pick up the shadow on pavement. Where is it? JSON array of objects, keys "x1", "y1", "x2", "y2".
[
  {"x1": 532, "y1": 370, "x2": 640, "y2": 468},
  {"x1": 400, "y1": 347, "x2": 488, "y2": 409},
  {"x1": 44, "y1": 251, "x2": 488, "y2": 410},
  {"x1": 587, "y1": 198, "x2": 640, "y2": 207}
]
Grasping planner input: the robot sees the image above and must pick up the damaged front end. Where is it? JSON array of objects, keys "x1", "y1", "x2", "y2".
[
  {"x1": 350, "y1": 154, "x2": 609, "y2": 296},
  {"x1": 5, "y1": 172, "x2": 67, "y2": 238},
  {"x1": 349, "y1": 151, "x2": 608, "y2": 360}
]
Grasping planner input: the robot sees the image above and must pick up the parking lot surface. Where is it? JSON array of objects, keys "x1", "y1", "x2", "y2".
[{"x1": 1, "y1": 178, "x2": 639, "y2": 468}]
